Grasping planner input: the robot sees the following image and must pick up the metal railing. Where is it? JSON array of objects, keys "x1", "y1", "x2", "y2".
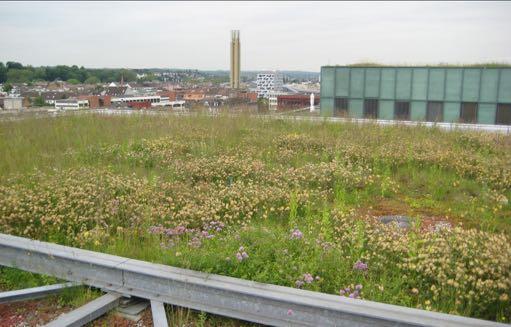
[
  {"x1": 0, "y1": 233, "x2": 505, "y2": 327},
  {"x1": 1, "y1": 108, "x2": 510, "y2": 134}
]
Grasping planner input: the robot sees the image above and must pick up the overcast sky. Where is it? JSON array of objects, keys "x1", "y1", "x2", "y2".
[{"x1": 0, "y1": 1, "x2": 510, "y2": 72}]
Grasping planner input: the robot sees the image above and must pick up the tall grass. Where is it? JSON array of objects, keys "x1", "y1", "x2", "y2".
[{"x1": 0, "y1": 114, "x2": 510, "y2": 322}]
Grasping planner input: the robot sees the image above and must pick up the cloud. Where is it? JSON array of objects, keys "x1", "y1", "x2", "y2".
[{"x1": 0, "y1": 1, "x2": 510, "y2": 71}]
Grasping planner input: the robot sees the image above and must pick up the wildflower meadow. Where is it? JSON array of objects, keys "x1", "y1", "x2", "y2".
[{"x1": 0, "y1": 113, "x2": 509, "y2": 322}]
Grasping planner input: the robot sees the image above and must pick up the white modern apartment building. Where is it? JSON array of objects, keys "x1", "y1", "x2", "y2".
[
  {"x1": 256, "y1": 71, "x2": 284, "y2": 99},
  {"x1": 54, "y1": 99, "x2": 89, "y2": 110}
]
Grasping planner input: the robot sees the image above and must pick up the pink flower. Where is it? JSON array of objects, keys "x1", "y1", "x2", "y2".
[
  {"x1": 287, "y1": 309, "x2": 294, "y2": 316},
  {"x1": 303, "y1": 273, "x2": 314, "y2": 284},
  {"x1": 290, "y1": 228, "x2": 303, "y2": 240},
  {"x1": 236, "y1": 252, "x2": 243, "y2": 262}
]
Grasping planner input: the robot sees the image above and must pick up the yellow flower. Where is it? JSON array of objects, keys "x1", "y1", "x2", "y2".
[{"x1": 500, "y1": 293, "x2": 509, "y2": 302}]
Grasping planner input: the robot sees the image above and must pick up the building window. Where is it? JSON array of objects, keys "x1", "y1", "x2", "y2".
[
  {"x1": 426, "y1": 101, "x2": 443, "y2": 122},
  {"x1": 363, "y1": 99, "x2": 379, "y2": 119},
  {"x1": 496, "y1": 103, "x2": 511, "y2": 125},
  {"x1": 460, "y1": 102, "x2": 478, "y2": 124},
  {"x1": 394, "y1": 101, "x2": 410, "y2": 120},
  {"x1": 334, "y1": 97, "x2": 349, "y2": 117}
]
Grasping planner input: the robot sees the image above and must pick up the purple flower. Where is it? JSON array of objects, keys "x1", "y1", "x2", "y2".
[
  {"x1": 174, "y1": 225, "x2": 186, "y2": 234},
  {"x1": 339, "y1": 289, "x2": 345, "y2": 296},
  {"x1": 355, "y1": 284, "x2": 363, "y2": 291},
  {"x1": 235, "y1": 247, "x2": 248, "y2": 262},
  {"x1": 348, "y1": 293, "x2": 356, "y2": 298},
  {"x1": 148, "y1": 225, "x2": 164, "y2": 234},
  {"x1": 290, "y1": 229, "x2": 303, "y2": 240},
  {"x1": 188, "y1": 237, "x2": 201, "y2": 248},
  {"x1": 353, "y1": 260, "x2": 368, "y2": 272}
]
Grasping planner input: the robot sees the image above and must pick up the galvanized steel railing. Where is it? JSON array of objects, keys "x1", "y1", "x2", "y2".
[{"x1": 0, "y1": 233, "x2": 506, "y2": 327}]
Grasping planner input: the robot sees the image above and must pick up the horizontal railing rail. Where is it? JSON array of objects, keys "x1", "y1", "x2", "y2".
[
  {"x1": 0, "y1": 233, "x2": 506, "y2": 327},
  {"x1": 1, "y1": 108, "x2": 510, "y2": 134}
]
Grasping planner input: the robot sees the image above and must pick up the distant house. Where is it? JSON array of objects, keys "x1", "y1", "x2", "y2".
[
  {"x1": 157, "y1": 91, "x2": 177, "y2": 101},
  {"x1": 42, "y1": 91, "x2": 67, "y2": 105},
  {"x1": 103, "y1": 86, "x2": 128, "y2": 97},
  {"x1": 183, "y1": 92, "x2": 205, "y2": 101}
]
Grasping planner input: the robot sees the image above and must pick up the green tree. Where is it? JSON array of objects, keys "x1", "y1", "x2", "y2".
[
  {"x1": 0, "y1": 62, "x2": 7, "y2": 83},
  {"x1": 257, "y1": 98, "x2": 268, "y2": 111},
  {"x1": 7, "y1": 69, "x2": 34, "y2": 83},
  {"x1": 67, "y1": 78, "x2": 80, "y2": 85},
  {"x1": 84, "y1": 76, "x2": 100, "y2": 84},
  {"x1": 33, "y1": 67, "x2": 47, "y2": 81},
  {"x1": 2, "y1": 82, "x2": 13, "y2": 93},
  {"x1": 140, "y1": 72, "x2": 157, "y2": 82},
  {"x1": 6, "y1": 61, "x2": 23, "y2": 70},
  {"x1": 116, "y1": 69, "x2": 137, "y2": 82},
  {"x1": 32, "y1": 96, "x2": 47, "y2": 107}
]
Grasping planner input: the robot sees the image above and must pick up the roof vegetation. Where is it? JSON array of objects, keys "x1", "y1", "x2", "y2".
[{"x1": 324, "y1": 62, "x2": 511, "y2": 68}]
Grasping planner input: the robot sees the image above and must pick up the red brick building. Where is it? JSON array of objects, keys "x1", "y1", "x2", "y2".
[{"x1": 78, "y1": 95, "x2": 111, "y2": 109}]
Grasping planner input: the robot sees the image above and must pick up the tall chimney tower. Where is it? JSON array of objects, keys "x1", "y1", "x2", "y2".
[{"x1": 230, "y1": 30, "x2": 240, "y2": 89}]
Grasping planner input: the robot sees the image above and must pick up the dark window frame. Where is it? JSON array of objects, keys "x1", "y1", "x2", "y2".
[
  {"x1": 394, "y1": 101, "x2": 410, "y2": 121},
  {"x1": 496, "y1": 103, "x2": 511, "y2": 126},
  {"x1": 334, "y1": 97, "x2": 349, "y2": 117},
  {"x1": 363, "y1": 98, "x2": 379, "y2": 119},
  {"x1": 426, "y1": 101, "x2": 444, "y2": 122},
  {"x1": 460, "y1": 102, "x2": 478, "y2": 124}
]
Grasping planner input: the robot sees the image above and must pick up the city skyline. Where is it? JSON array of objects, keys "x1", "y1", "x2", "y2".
[{"x1": 1, "y1": 1, "x2": 510, "y2": 72}]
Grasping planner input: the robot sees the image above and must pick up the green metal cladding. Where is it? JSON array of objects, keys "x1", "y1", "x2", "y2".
[{"x1": 320, "y1": 66, "x2": 511, "y2": 125}]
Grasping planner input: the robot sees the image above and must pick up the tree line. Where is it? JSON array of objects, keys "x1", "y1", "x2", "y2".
[{"x1": 0, "y1": 61, "x2": 137, "y2": 84}]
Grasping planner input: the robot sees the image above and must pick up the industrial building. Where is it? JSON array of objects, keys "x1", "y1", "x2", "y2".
[
  {"x1": 1, "y1": 97, "x2": 23, "y2": 110},
  {"x1": 320, "y1": 66, "x2": 511, "y2": 125},
  {"x1": 230, "y1": 30, "x2": 240, "y2": 89}
]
